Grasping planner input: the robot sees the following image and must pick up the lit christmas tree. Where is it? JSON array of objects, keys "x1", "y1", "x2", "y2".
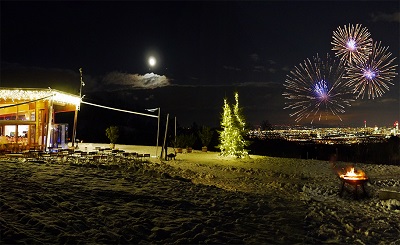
[
  {"x1": 218, "y1": 98, "x2": 235, "y2": 156},
  {"x1": 232, "y1": 92, "x2": 249, "y2": 157},
  {"x1": 218, "y1": 92, "x2": 249, "y2": 158}
]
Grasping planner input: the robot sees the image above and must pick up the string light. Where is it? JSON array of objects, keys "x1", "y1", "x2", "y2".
[{"x1": 0, "y1": 88, "x2": 81, "y2": 108}]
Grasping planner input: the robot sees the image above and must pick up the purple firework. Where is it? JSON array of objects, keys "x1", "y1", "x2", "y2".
[
  {"x1": 344, "y1": 41, "x2": 398, "y2": 99},
  {"x1": 283, "y1": 54, "x2": 354, "y2": 123},
  {"x1": 332, "y1": 24, "x2": 373, "y2": 65}
]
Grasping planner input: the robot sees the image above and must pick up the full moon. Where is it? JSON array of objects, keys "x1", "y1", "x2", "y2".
[{"x1": 148, "y1": 57, "x2": 156, "y2": 67}]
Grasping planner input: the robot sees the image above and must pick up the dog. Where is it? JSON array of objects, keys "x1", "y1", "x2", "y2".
[{"x1": 166, "y1": 152, "x2": 176, "y2": 160}]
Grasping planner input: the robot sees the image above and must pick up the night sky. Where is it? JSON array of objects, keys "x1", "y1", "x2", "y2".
[{"x1": 1, "y1": 1, "x2": 399, "y2": 128}]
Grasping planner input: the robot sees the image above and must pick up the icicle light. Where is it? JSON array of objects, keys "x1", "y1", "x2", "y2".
[{"x1": 0, "y1": 88, "x2": 81, "y2": 108}]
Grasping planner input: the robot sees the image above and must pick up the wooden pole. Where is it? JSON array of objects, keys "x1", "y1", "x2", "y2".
[
  {"x1": 160, "y1": 113, "x2": 169, "y2": 159},
  {"x1": 72, "y1": 109, "x2": 78, "y2": 148},
  {"x1": 46, "y1": 98, "x2": 54, "y2": 152},
  {"x1": 72, "y1": 68, "x2": 84, "y2": 149},
  {"x1": 155, "y1": 108, "x2": 160, "y2": 157},
  {"x1": 175, "y1": 116, "x2": 177, "y2": 144}
]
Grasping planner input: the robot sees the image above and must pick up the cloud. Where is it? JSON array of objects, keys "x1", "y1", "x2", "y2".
[
  {"x1": 189, "y1": 76, "x2": 199, "y2": 80},
  {"x1": 250, "y1": 53, "x2": 259, "y2": 62},
  {"x1": 370, "y1": 11, "x2": 400, "y2": 23},
  {"x1": 253, "y1": 65, "x2": 266, "y2": 72},
  {"x1": 249, "y1": 58, "x2": 279, "y2": 73},
  {"x1": 102, "y1": 72, "x2": 170, "y2": 89},
  {"x1": 233, "y1": 81, "x2": 281, "y2": 88},
  {"x1": 349, "y1": 96, "x2": 399, "y2": 109},
  {"x1": 0, "y1": 63, "x2": 171, "y2": 93},
  {"x1": 145, "y1": 94, "x2": 155, "y2": 101},
  {"x1": 378, "y1": 97, "x2": 399, "y2": 104},
  {"x1": 169, "y1": 81, "x2": 280, "y2": 88},
  {"x1": 223, "y1": 65, "x2": 241, "y2": 71}
]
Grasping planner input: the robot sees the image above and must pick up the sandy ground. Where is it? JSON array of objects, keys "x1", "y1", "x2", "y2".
[{"x1": 1, "y1": 143, "x2": 399, "y2": 244}]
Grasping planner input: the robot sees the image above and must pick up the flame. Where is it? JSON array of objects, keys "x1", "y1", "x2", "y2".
[{"x1": 340, "y1": 167, "x2": 368, "y2": 180}]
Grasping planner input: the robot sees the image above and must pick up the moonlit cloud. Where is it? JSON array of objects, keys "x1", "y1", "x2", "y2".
[
  {"x1": 102, "y1": 72, "x2": 170, "y2": 89},
  {"x1": 370, "y1": 11, "x2": 400, "y2": 23}
]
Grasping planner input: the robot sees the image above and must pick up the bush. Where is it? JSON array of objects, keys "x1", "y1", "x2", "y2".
[
  {"x1": 198, "y1": 126, "x2": 213, "y2": 147},
  {"x1": 105, "y1": 126, "x2": 119, "y2": 144},
  {"x1": 175, "y1": 134, "x2": 197, "y2": 148}
]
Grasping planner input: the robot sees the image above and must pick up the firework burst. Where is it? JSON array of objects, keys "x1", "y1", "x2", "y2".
[
  {"x1": 344, "y1": 41, "x2": 398, "y2": 99},
  {"x1": 283, "y1": 54, "x2": 354, "y2": 123},
  {"x1": 332, "y1": 24, "x2": 373, "y2": 64}
]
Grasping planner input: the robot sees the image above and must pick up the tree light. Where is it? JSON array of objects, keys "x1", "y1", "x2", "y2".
[{"x1": 218, "y1": 92, "x2": 249, "y2": 158}]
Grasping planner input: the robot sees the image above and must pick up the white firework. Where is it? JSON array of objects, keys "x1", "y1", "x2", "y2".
[
  {"x1": 344, "y1": 41, "x2": 398, "y2": 99},
  {"x1": 332, "y1": 24, "x2": 373, "y2": 65},
  {"x1": 283, "y1": 53, "x2": 354, "y2": 123}
]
